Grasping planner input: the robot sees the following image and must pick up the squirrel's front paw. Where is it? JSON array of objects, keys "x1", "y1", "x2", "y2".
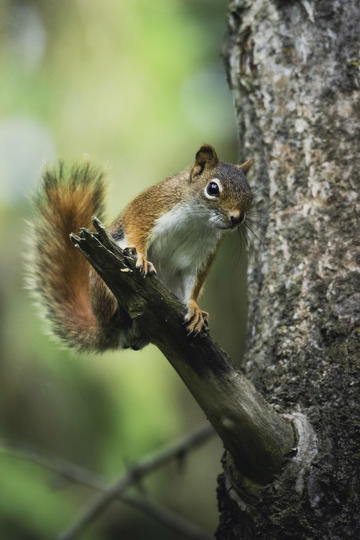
[
  {"x1": 136, "y1": 254, "x2": 156, "y2": 276},
  {"x1": 123, "y1": 248, "x2": 156, "y2": 276},
  {"x1": 185, "y1": 300, "x2": 209, "y2": 336}
]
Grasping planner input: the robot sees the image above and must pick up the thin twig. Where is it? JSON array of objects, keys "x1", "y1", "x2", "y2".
[
  {"x1": 0, "y1": 441, "x2": 106, "y2": 490},
  {"x1": 58, "y1": 424, "x2": 214, "y2": 540},
  {"x1": 0, "y1": 425, "x2": 214, "y2": 540}
]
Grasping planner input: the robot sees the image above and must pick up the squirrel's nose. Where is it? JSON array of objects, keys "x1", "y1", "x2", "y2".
[{"x1": 230, "y1": 210, "x2": 245, "y2": 227}]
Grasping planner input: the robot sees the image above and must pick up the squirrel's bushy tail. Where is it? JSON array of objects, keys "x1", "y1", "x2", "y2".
[{"x1": 30, "y1": 163, "x2": 112, "y2": 352}]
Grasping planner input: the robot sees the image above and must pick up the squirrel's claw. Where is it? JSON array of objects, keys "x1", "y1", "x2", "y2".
[
  {"x1": 123, "y1": 248, "x2": 156, "y2": 276},
  {"x1": 185, "y1": 300, "x2": 209, "y2": 336},
  {"x1": 201, "y1": 311, "x2": 209, "y2": 328},
  {"x1": 136, "y1": 254, "x2": 157, "y2": 276}
]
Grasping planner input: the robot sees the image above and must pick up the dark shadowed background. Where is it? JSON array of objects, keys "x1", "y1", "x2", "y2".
[{"x1": 0, "y1": 1, "x2": 248, "y2": 538}]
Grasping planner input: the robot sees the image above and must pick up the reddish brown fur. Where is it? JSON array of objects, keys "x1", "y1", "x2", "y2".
[
  {"x1": 31, "y1": 145, "x2": 253, "y2": 349},
  {"x1": 116, "y1": 171, "x2": 188, "y2": 254},
  {"x1": 191, "y1": 237, "x2": 224, "y2": 301},
  {"x1": 33, "y1": 164, "x2": 120, "y2": 351}
]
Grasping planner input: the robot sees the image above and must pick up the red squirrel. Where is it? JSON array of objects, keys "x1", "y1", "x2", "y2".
[{"x1": 30, "y1": 144, "x2": 253, "y2": 352}]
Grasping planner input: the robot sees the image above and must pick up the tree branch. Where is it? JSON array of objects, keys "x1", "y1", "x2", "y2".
[
  {"x1": 0, "y1": 440, "x2": 105, "y2": 489},
  {"x1": 58, "y1": 424, "x2": 214, "y2": 539},
  {"x1": 0, "y1": 425, "x2": 214, "y2": 540},
  {"x1": 69, "y1": 217, "x2": 295, "y2": 486}
]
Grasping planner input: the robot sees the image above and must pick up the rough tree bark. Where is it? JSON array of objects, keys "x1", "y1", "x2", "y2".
[{"x1": 218, "y1": 0, "x2": 360, "y2": 538}]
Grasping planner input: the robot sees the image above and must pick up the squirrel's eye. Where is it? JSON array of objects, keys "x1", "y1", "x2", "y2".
[{"x1": 205, "y1": 181, "x2": 221, "y2": 198}]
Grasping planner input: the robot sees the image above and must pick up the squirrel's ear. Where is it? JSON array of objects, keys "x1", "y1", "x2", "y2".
[
  {"x1": 191, "y1": 144, "x2": 219, "y2": 179},
  {"x1": 237, "y1": 158, "x2": 254, "y2": 175}
]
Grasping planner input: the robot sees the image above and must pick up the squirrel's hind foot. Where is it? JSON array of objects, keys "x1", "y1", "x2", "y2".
[{"x1": 185, "y1": 300, "x2": 209, "y2": 336}]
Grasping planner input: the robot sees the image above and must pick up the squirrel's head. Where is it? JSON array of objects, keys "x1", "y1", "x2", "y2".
[{"x1": 189, "y1": 144, "x2": 253, "y2": 230}]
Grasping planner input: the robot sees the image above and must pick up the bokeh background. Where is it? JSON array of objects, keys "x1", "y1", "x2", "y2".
[{"x1": 0, "y1": 1, "x2": 248, "y2": 538}]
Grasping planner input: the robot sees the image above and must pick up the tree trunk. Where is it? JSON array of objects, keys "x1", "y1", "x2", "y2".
[{"x1": 218, "y1": 0, "x2": 360, "y2": 538}]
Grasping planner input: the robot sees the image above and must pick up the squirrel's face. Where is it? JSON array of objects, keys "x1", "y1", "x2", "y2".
[{"x1": 190, "y1": 144, "x2": 253, "y2": 230}]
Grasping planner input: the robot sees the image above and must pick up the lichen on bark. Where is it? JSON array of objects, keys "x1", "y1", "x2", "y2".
[{"x1": 219, "y1": 0, "x2": 360, "y2": 537}]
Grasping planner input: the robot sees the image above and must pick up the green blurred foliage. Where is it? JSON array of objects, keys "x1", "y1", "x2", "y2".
[{"x1": 0, "y1": 0, "x2": 248, "y2": 538}]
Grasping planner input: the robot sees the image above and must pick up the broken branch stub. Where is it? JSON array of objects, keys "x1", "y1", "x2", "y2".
[{"x1": 72, "y1": 219, "x2": 295, "y2": 483}]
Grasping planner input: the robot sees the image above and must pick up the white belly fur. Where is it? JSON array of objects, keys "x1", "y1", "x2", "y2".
[
  {"x1": 147, "y1": 203, "x2": 222, "y2": 304},
  {"x1": 117, "y1": 204, "x2": 221, "y2": 303},
  {"x1": 115, "y1": 203, "x2": 222, "y2": 349}
]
